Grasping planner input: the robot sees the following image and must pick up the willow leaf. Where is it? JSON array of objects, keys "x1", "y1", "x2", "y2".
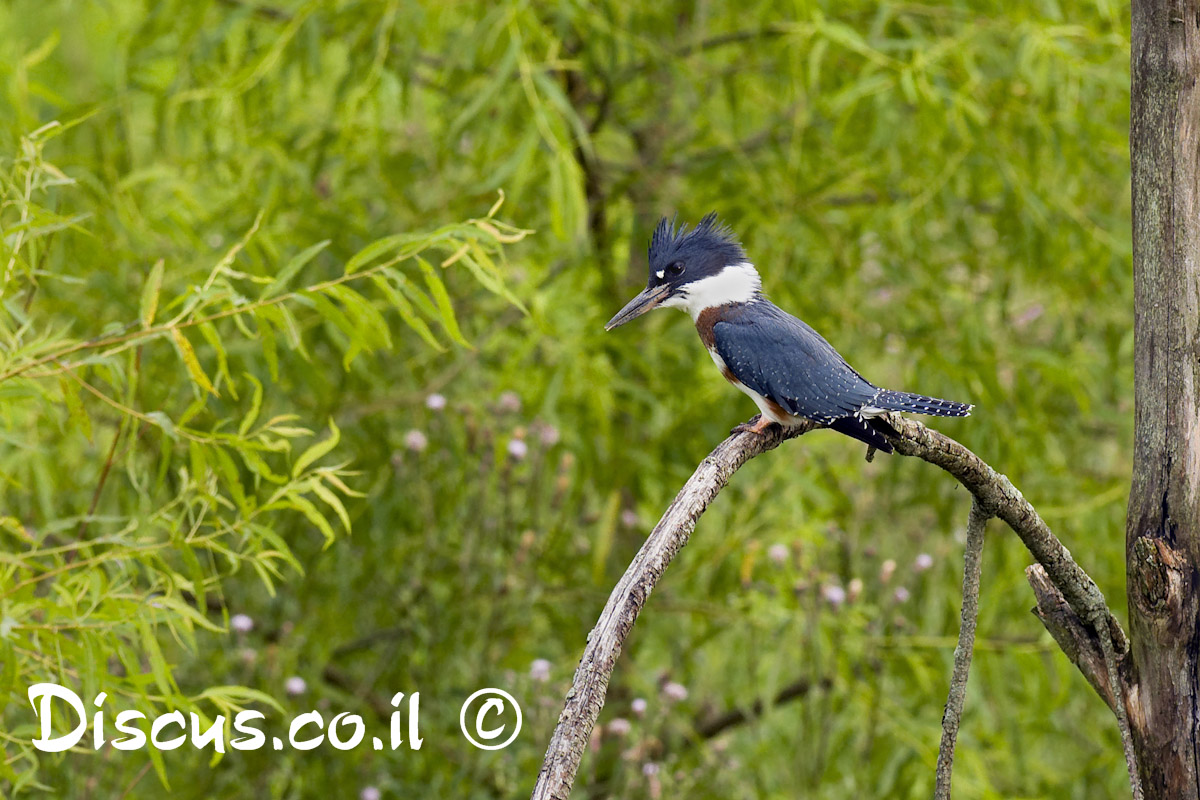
[{"x1": 172, "y1": 329, "x2": 217, "y2": 396}]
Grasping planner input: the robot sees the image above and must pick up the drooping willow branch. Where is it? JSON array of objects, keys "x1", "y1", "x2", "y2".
[{"x1": 530, "y1": 414, "x2": 1132, "y2": 800}]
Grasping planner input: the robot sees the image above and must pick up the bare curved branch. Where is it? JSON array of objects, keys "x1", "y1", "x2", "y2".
[
  {"x1": 530, "y1": 420, "x2": 817, "y2": 800},
  {"x1": 530, "y1": 415, "x2": 1128, "y2": 799}
]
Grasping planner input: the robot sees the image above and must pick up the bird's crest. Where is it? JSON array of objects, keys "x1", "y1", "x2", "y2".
[{"x1": 649, "y1": 212, "x2": 742, "y2": 265}]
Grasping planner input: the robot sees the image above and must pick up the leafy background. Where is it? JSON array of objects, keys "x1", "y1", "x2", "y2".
[{"x1": 0, "y1": 0, "x2": 1132, "y2": 797}]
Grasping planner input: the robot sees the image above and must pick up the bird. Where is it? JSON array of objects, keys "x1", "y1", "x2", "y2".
[{"x1": 604, "y1": 213, "x2": 972, "y2": 454}]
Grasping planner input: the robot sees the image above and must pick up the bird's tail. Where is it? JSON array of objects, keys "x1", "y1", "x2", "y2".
[{"x1": 873, "y1": 390, "x2": 972, "y2": 418}]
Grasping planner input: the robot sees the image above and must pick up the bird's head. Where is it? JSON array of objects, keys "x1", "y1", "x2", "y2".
[{"x1": 605, "y1": 212, "x2": 761, "y2": 330}]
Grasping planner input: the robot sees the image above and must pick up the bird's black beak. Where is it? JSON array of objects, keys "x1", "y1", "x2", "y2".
[{"x1": 604, "y1": 284, "x2": 672, "y2": 331}]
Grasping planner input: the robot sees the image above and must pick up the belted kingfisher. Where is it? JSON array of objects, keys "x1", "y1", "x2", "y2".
[{"x1": 605, "y1": 213, "x2": 971, "y2": 454}]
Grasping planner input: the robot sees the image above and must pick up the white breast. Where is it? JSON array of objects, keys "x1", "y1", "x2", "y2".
[{"x1": 706, "y1": 346, "x2": 797, "y2": 426}]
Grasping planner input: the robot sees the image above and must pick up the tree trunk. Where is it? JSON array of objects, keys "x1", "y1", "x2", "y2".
[{"x1": 1128, "y1": 2, "x2": 1200, "y2": 797}]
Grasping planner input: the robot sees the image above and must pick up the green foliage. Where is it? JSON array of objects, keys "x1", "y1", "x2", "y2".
[
  {"x1": 0, "y1": 0, "x2": 1131, "y2": 798},
  {"x1": 0, "y1": 108, "x2": 527, "y2": 792}
]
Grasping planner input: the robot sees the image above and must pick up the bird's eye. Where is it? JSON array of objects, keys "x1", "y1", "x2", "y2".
[{"x1": 668, "y1": 261, "x2": 685, "y2": 276}]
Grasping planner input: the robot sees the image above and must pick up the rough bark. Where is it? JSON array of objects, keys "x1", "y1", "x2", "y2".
[
  {"x1": 1029, "y1": 563, "x2": 1125, "y2": 713},
  {"x1": 1129, "y1": 2, "x2": 1200, "y2": 796}
]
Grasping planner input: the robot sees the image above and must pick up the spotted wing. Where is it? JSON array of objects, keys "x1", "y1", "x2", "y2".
[{"x1": 711, "y1": 304, "x2": 878, "y2": 425}]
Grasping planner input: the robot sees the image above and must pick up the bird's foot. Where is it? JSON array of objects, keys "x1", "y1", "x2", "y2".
[{"x1": 732, "y1": 414, "x2": 777, "y2": 435}]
